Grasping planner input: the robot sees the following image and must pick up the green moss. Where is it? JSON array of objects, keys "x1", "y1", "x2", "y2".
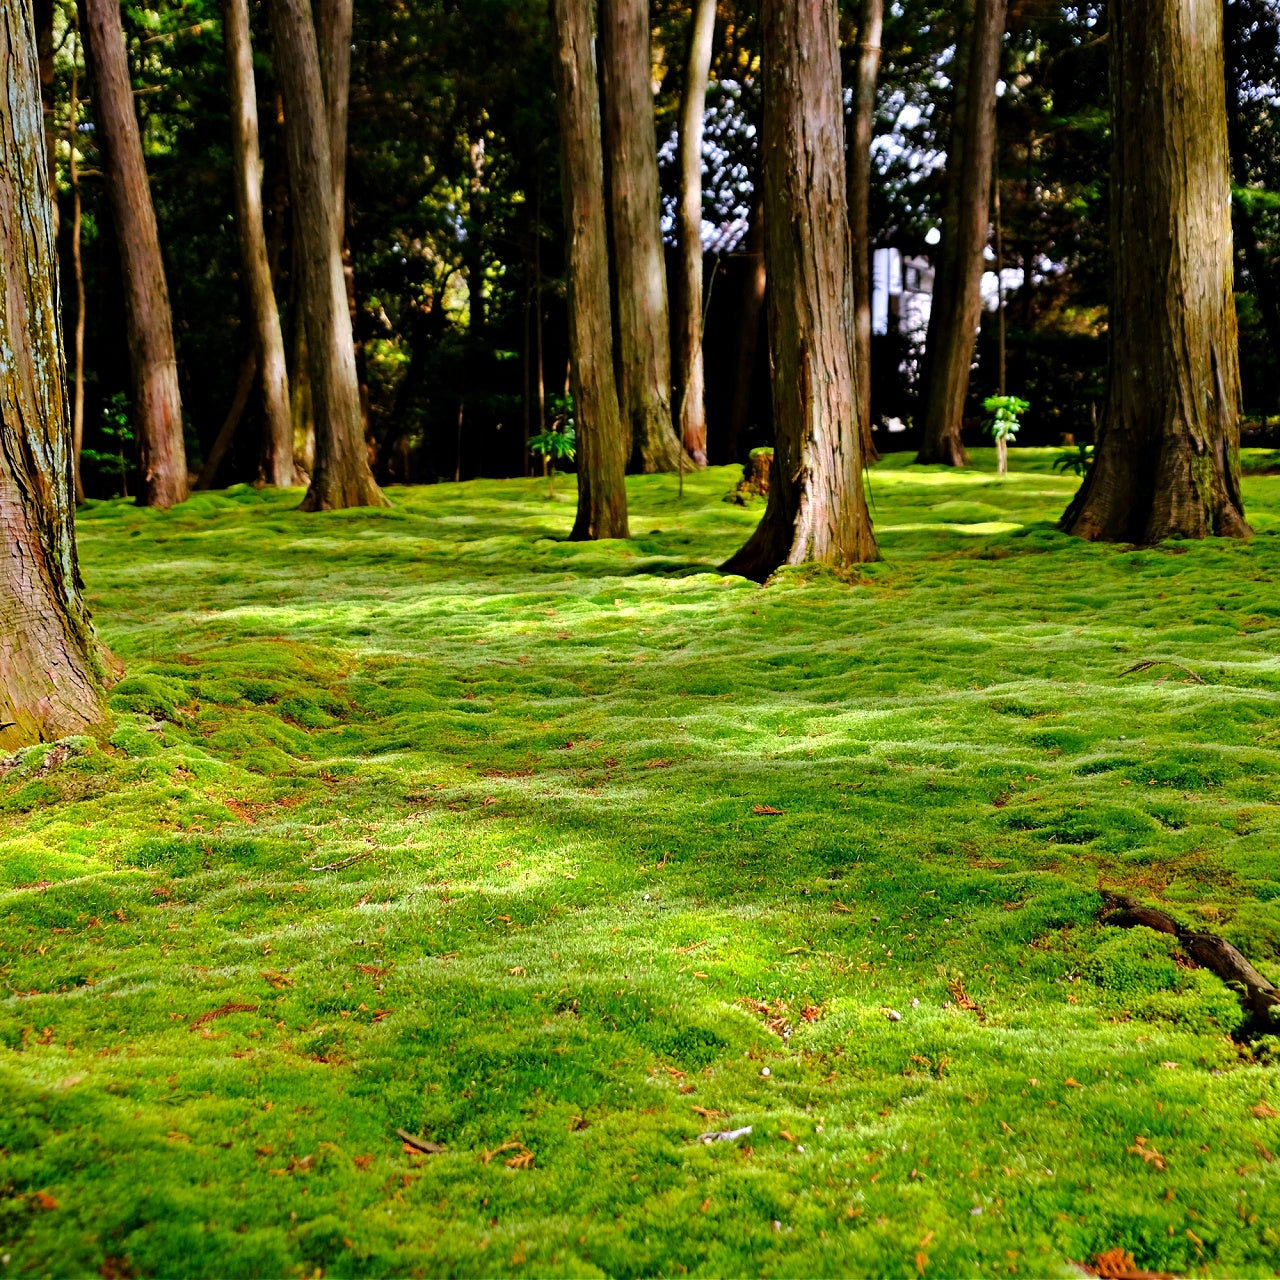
[{"x1": 0, "y1": 449, "x2": 1277, "y2": 1276}]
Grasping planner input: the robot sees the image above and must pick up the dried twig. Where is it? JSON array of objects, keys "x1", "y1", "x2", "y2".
[
  {"x1": 308, "y1": 850, "x2": 374, "y2": 873},
  {"x1": 1120, "y1": 659, "x2": 1205, "y2": 684},
  {"x1": 190, "y1": 1001, "x2": 258, "y2": 1030}
]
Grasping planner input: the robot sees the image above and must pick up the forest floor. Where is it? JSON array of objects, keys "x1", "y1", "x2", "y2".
[{"x1": 2, "y1": 449, "x2": 1280, "y2": 1277}]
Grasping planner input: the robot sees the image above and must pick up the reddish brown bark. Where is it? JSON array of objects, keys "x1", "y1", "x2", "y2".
[
  {"x1": 847, "y1": 0, "x2": 882, "y2": 463},
  {"x1": 915, "y1": 0, "x2": 1006, "y2": 467},
  {"x1": 674, "y1": 0, "x2": 715, "y2": 467},
  {"x1": 723, "y1": 0, "x2": 877, "y2": 581},
  {"x1": 553, "y1": 0, "x2": 629, "y2": 540},
  {"x1": 269, "y1": 0, "x2": 386, "y2": 510},
  {"x1": 1061, "y1": 0, "x2": 1248, "y2": 541},
  {"x1": 600, "y1": 0, "x2": 685, "y2": 474},
  {"x1": 0, "y1": 0, "x2": 109, "y2": 748},
  {"x1": 224, "y1": 0, "x2": 293, "y2": 487},
  {"x1": 83, "y1": 0, "x2": 190, "y2": 507}
]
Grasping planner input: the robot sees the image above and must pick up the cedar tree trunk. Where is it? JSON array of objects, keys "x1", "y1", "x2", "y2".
[
  {"x1": 224, "y1": 0, "x2": 293, "y2": 486},
  {"x1": 1061, "y1": 0, "x2": 1249, "y2": 540},
  {"x1": 83, "y1": 0, "x2": 189, "y2": 507},
  {"x1": 726, "y1": 195, "x2": 766, "y2": 461},
  {"x1": 674, "y1": 0, "x2": 714, "y2": 466},
  {"x1": 847, "y1": 0, "x2": 882, "y2": 462},
  {"x1": 0, "y1": 0, "x2": 109, "y2": 748},
  {"x1": 915, "y1": 0, "x2": 1006, "y2": 466},
  {"x1": 722, "y1": 0, "x2": 877, "y2": 581},
  {"x1": 552, "y1": 0, "x2": 629, "y2": 539},
  {"x1": 269, "y1": 0, "x2": 385, "y2": 509},
  {"x1": 600, "y1": 0, "x2": 685, "y2": 473}
]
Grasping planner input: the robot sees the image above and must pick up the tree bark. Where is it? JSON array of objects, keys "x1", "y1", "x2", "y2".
[
  {"x1": 314, "y1": 0, "x2": 351, "y2": 224},
  {"x1": 83, "y1": 0, "x2": 189, "y2": 507},
  {"x1": 0, "y1": 0, "x2": 109, "y2": 749},
  {"x1": 269, "y1": 0, "x2": 386, "y2": 510},
  {"x1": 600, "y1": 0, "x2": 685, "y2": 474},
  {"x1": 674, "y1": 0, "x2": 715, "y2": 467},
  {"x1": 915, "y1": 0, "x2": 1006, "y2": 466},
  {"x1": 1061, "y1": 0, "x2": 1249, "y2": 541},
  {"x1": 726, "y1": 196, "x2": 766, "y2": 462},
  {"x1": 847, "y1": 0, "x2": 882, "y2": 464},
  {"x1": 68, "y1": 41, "x2": 87, "y2": 504},
  {"x1": 552, "y1": 0, "x2": 629, "y2": 540},
  {"x1": 722, "y1": 0, "x2": 877, "y2": 581},
  {"x1": 224, "y1": 0, "x2": 293, "y2": 487}
]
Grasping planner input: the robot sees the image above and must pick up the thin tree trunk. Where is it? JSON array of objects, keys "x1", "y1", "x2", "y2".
[
  {"x1": 993, "y1": 164, "x2": 1006, "y2": 396},
  {"x1": 1060, "y1": 0, "x2": 1248, "y2": 542},
  {"x1": 224, "y1": 0, "x2": 293, "y2": 486},
  {"x1": 83, "y1": 0, "x2": 190, "y2": 507},
  {"x1": 315, "y1": 0, "x2": 351, "y2": 223},
  {"x1": 723, "y1": 0, "x2": 877, "y2": 581},
  {"x1": 552, "y1": 0, "x2": 629, "y2": 540},
  {"x1": 674, "y1": 0, "x2": 715, "y2": 467},
  {"x1": 34, "y1": 0, "x2": 56, "y2": 223},
  {"x1": 534, "y1": 170, "x2": 546, "y2": 441},
  {"x1": 600, "y1": 0, "x2": 684, "y2": 474},
  {"x1": 915, "y1": 0, "x2": 1006, "y2": 466},
  {"x1": 68, "y1": 41, "x2": 87, "y2": 504},
  {"x1": 195, "y1": 351, "x2": 257, "y2": 489},
  {"x1": 465, "y1": 132, "x2": 486, "y2": 333},
  {"x1": 847, "y1": 0, "x2": 882, "y2": 463},
  {"x1": 0, "y1": 0, "x2": 109, "y2": 748},
  {"x1": 727, "y1": 196, "x2": 766, "y2": 461},
  {"x1": 269, "y1": 0, "x2": 386, "y2": 510}
]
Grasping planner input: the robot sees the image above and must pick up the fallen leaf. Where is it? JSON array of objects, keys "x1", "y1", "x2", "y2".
[
  {"x1": 261, "y1": 970, "x2": 293, "y2": 990},
  {"x1": 752, "y1": 805, "x2": 785, "y2": 815},
  {"x1": 1064, "y1": 1077, "x2": 1082, "y2": 1088},
  {"x1": 354, "y1": 964, "x2": 391, "y2": 978},
  {"x1": 831, "y1": 900, "x2": 853, "y2": 913},
  {"x1": 505, "y1": 1147, "x2": 535, "y2": 1170},
  {"x1": 508, "y1": 966, "x2": 526, "y2": 976},
  {"x1": 1251, "y1": 1101, "x2": 1279, "y2": 1119},
  {"x1": 32, "y1": 1191, "x2": 58, "y2": 1210},
  {"x1": 1087, "y1": 1246, "x2": 1174, "y2": 1279},
  {"x1": 353, "y1": 1155, "x2": 375, "y2": 1171},
  {"x1": 779, "y1": 1129, "x2": 795, "y2": 1143},
  {"x1": 1127, "y1": 1136, "x2": 1167, "y2": 1171},
  {"x1": 700, "y1": 1196, "x2": 711, "y2": 1213},
  {"x1": 691, "y1": 1106, "x2": 725, "y2": 1120},
  {"x1": 947, "y1": 979, "x2": 979, "y2": 1013}
]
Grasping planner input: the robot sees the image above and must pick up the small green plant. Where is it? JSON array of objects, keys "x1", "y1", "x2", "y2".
[
  {"x1": 982, "y1": 394, "x2": 1029, "y2": 476},
  {"x1": 529, "y1": 396, "x2": 576, "y2": 498},
  {"x1": 1054, "y1": 441, "x2": 1095, "y2": 476},
  {"x1": 81, "y1": 392, "x2": 134, "y2": 497}
]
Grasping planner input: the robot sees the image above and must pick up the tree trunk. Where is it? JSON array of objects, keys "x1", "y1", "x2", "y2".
[
  {"x1": 552, "y1": 0, "x2": 629, "y2": 540},
  {"x1": 224, "y1": 0, "x2": 293, "y2": 487},
  {"x1": 1061, "y1": 0, "x2": 1248, "y2": 541},
  {"x1": 722, "y1": 0, "x2": 877, "y2": 581},
  {"x1": 34, "y1": 0, "x2": 56, "y2": 217},
  {"x1": 915, "y1": 0, "x2": 1006, "y2": 467},
  {"x1": 674, "y1": 0, "x2": 715, "y2": 467},
  {"x1": 847, "y1": 0, "x2": 882, "y2": 463},
  {"x1": 0, "y1": 0, "x2": 109, "y2": 749},
  {"x1": 269, "y1": 0, "x2": 386, "y2": 510},
  {"x1": 600, "y1": 0, "x2": 685, "y2": 474},
  {"x1": 68, "y1": 42, "x2": 87, "y2": 504},
  {"x1": 314, "y1": 0, "x2": 351, "y2": 224},
  {"x1": 726, "y1": 196, "x2": 766, "y2": 461},
  {"x1": 83, "y1": 0, "x2": 190, "y2": 507}
]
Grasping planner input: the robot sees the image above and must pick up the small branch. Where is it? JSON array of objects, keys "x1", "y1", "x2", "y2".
[
  {"x1": 396, "y1": 1128, "x2": 444, "y2": 1154},
  {"x1": 307, "y1": 850, "x2": 373, "y2": 873},
  {"x1": 1120, "y1": 659, "x2": 1205, "y2": 684}
]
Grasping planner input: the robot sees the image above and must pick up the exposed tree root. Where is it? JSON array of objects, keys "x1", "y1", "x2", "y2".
[{"x1": 1099, "y1": 893, "x2": 1280, "y2": 1028}]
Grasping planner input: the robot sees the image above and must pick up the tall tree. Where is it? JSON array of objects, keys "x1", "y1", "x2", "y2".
[
  {"x1": 847, "y1": 0, "x2": 883, "y2": 462},
  {"x1": 1061, "y1": 0, "x2": 1249, "y2": 540},
  {"x1": 83, "y1": 0, "x2": 190, "y2": 508},
  {"x1": 552, "y1": 0, "x2": 629, "y2": 539},
  {"x1": 224, "y1": 0, "x2": 293, "y2": 487},
  {"x1": 315, "y1": 0, "x2": 352, "y2": 222},
  {"x1": 0, "y1": 0, "x2": 109, "y2": 748},
  {"x1": 600, "y1": 0, "x2": 685, "y2": 474},
  {"x1": 723, "y1": 0, "x2": 877, "y2": 581},
  {"x1": 674, "y1": 0, "x2": 715, "y2": 467},
  {"x1": 915, "y1": 0, "x2": 1007, "y2": 466},
  {"x1": 269, "y1": 0, "x2": 386, "y2": 509}
]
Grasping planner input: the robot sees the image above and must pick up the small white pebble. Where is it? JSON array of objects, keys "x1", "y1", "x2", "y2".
[
  {"x1": 772, "y1": 1220, "x2": 781, "y2": 1232},
  {"x1": 797, "y1": 1145, "x2": 805, "y2": 1153},
  {"x1": 970, "y1": 1207, "x2": 983, "y2": 1216},
  {"x1": 761, "y1": 1066, "x2": 771, "y2": 1077},
  {"x1": 643, "y1": 893, "x2": 651, "y2": 901},
  {"x1": 911, "y1": 998, "x2": 920, "y2": 1007},
  {"x1": 886, "y1": 1009, "x2": 902, "y2": 1022}
]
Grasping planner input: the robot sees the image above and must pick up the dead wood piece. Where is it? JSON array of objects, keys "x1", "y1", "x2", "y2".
[
  {"x1": 395, "y1": 1128, "x2": 444, "y2": 1155},
  {"x1": 190, "y1": 1001, "x2": 258, "y2": 1029},
  {"x1": 308, "y1": 850, "x2": 372, "y2": 873}
]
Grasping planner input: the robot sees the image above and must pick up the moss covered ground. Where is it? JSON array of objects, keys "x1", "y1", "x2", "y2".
[{"x1": 3, "y1": 448, "x2": 1280, "y2": 1277}]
